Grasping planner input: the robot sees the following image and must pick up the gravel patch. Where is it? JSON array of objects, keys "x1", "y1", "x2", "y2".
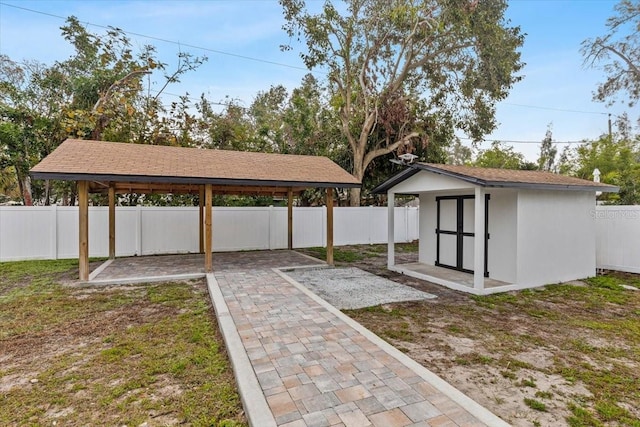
[{"x1": 283, "y1": 266, "x2": 437, "y2": 309}]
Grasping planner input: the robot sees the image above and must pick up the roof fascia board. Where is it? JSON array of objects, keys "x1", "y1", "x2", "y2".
[
  {"x1": 413, "y1": 163, "x2": 488, "y2": 186},
  {"x1": 371, "y1": 167, "x2": 420, "y2": 194},
  {"x1": 30, "y1": 172, "x2": 361, "y2": 189},
  {"x1": 378, "y1": 163, "x2": 618, "y2": 193},
  {"x1": 482, "y1": 181, "x2": 619, "y2": 192}
]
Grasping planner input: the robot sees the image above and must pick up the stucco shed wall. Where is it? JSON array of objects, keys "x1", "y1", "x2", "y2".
[
  {"x1": 516, "y1": 190, "x2": 596, "y2": 286},
  {"x1": 486, "y1": 190, "x2": 518, "y2": 284}
]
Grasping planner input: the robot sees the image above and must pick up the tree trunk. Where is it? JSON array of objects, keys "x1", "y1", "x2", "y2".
[
  {"x1": 21, "y1": 175, "x2": 33, "y2": 206},
  {"x1": 350, "y1": 155, "x2": 365, "y2": 206},
  {"x1": 15, "y1": 168, "x2": 33, "y2": 206},
  {"x1": 44, "y1": 180, "x2": 51, "y2": 206}
]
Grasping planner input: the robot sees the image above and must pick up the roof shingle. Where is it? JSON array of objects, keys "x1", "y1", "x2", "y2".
[
  {"x1": 372, "y1": 162, "x2": 619, "y2": 193},
  {"x1": 30, "y1": 139, "x2": 360, "y2": 188}
]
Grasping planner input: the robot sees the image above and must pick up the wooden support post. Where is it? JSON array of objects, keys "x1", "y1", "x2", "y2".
[
  {"x1": 78, "y1": 180, "x2": 89, "y2": 281},
  {"x1": 287, "y1": 187, "x2": 293, "y2": 250},
  {"x1": 204, "y1": 184, "x2": 213, "y2": 272},
  {"x1": 199, "y1": 186, "x2": 204, "y2": 254},
  {"x1": 108, "y1": 183, "x2": 116, "y2": 259},
  {"x1": 326, "y1": 188, "x2": 334, "y2": 266}
]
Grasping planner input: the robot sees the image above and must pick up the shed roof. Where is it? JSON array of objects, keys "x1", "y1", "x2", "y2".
[
  {"x1": 31, "y1": 139, "x2": 360, "y2": 194},
  {"x1": 372, "y1": 163, "x2": 619, "y2": 193}
]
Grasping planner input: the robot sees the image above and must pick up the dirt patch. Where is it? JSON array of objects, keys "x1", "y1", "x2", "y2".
[{"x1": 300, "y1": 244, "x2": 640, "y2": 427}]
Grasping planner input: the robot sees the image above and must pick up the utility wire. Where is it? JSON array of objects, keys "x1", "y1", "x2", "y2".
[
  {"x1": 0, "y1": 1, "x2": 312, "y2": 72},
  {"x1": 0, "y1": 1, "x2": 616, "y2": 143},
  {"x1": 459, "y1": 137, "x2": 584, "y2": 145},
  {"x1": 501, "y1": 102, "x2": 609, "y2": 116},
  {"x1": 1, "y1": 1, "x2": 617, "y2": 118}
]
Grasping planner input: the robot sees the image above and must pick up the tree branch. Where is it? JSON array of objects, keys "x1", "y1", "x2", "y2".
[
  {"x1": 92, "y1": 69, "x2": 149, "y2": 113},
  {"x1": 362, "y1": 130, "x2": 419, "y2": 171}
]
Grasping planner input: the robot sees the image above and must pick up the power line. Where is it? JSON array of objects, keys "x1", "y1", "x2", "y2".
[
  {"x1": 1, "y1": 1, "x2": 620, "y2": 121},
  {"x1": 0, "y1": 1, "x2": 312, "y2": 72},
  {"x1": 459, "y1": 137, "x2": 583, "y2": 145},
  {"x1": 501, "y1": 102, "x2": 609, "y2": 116},
  {"x1": 0, "y1": 0, "x2": 621, "y2": 141}
]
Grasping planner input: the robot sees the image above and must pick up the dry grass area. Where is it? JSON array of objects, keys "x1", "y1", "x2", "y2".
[
  {"x1": 302, "y1": 244, "x2": 640, "y2": 427},
  {"x1": 0, "y1": 259, "x2": 246, "y2": 426}
]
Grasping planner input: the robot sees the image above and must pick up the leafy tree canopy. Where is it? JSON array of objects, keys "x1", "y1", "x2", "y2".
[
  {"x1": 571, "y1": 118, "x2": 640, "y2": 204},
  {"x1": 280, "y1": 0, "x2": 524, "y2": 205},
  {"x1": 473, "y1": 141, "x2": 536, "y2": 170}
]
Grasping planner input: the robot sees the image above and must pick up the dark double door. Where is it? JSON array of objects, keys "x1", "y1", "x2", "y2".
[{"x1": 435, "y1": 195, "x2": 489, "y2": 277}]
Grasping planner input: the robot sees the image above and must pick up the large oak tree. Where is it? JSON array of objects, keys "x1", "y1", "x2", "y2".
[{"x1": 280, "y1": 0, "x2": 524, "y2": 205}]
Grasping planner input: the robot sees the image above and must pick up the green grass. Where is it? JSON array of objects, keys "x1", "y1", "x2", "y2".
[
  {"x1": 535, "y1": 391, "x2": 554, "y2": 399},
  {"x1": 303, "y1": 246, "x2": 365, "y2": 262},
  {"x1": 524, "y1": 398, "x2": 548, "y2": 412},
  {"x1": 520, "y1": 377, "x2": 537, "y2": 388},
  {"x1": 0, "y1": 260, "x2": 246, "y2": 426},
  {"x1": 302, "y1": 242, "x2": 419, "y2": 264}
]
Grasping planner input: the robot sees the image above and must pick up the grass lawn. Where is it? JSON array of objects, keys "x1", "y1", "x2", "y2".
[{"x1": 0, "y1": 259, "x2": 246, "y2": 426}]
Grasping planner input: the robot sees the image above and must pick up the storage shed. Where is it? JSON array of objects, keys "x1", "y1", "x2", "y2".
[{"x1": 373, "y1": 163, "x2": 618, "y2": 295}]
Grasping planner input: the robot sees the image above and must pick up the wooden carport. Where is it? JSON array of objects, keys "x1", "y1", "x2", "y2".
[{"x1": 31, "y1": 139, "x2": 360, "y2": 280}]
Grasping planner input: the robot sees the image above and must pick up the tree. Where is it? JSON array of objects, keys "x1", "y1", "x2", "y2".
[
  {"x1": 198, "y1": 97, "x2": 253, "y2": 151},
  {"x1": 582, "y1": 0, "x2": 640, "y2": 106},
  {"x1": 537, "y1": 125, "x2": 557, "y2": 172},
  {"x1": 0, "y1": 17, "x2": 205, "y2": 205},
  {"x1": 283, "y1": 74, "x2": 342, "y2": 158},
  {"x1": 58, "y1": 17, "x2": 206, "y2": 143},
  {"x1": 447, "y1": 138, "x2": 473, "y2": 165},
  {"x1": 573, "y1": 127, "x2": 640, "y2": 204},
  {"x1": 0, "y1": 56, "x2": 66, "y2": 205},
  {"x1": 473, "y1": 141, "x2": 534, "y2": 170},
  {"x1": 250, "y1": 85, "x2": 289, "y2": 153},
  {"x1": 280, "y1": 0, "x2": 524, "y2": 205}
]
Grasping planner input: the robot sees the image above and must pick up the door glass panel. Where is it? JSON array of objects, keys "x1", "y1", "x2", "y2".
[
  {"x1": 462, "y1": 235, "x2": 475, "y2": 270},
  {"x1": 439, "y1": 234, "x2": 457, "y2": 266},
  {"x1": 439, "y1": 199, "x2": 457, "y2": 231},
  {"x1": 463, "y1": 198, "x2": 475, "y2": 233}
]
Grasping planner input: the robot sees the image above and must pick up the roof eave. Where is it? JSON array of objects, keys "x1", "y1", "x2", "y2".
[
  {"x1": 30, "y1": 171, "x2": 361, "y2": 189},
  {"x1": 483, "y1": 181, "x2": 619, "y2": 192},
  {"x1": 370, "y1": 163, "x2": 619, "y2": 194},
  {"x1": 371, "y1": 167, "x2": 420, "y2": 194}
]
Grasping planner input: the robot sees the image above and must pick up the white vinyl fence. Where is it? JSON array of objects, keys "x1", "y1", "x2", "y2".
[
  {"x1": 0, "y1": 206, "x2": 419, "y2": 262},
  {"x1": 3, "y1": 205, "x2": 638, "y2": 274},
  {"x1": 594, "y1": 205, "x2": 640, "y2": 274}
]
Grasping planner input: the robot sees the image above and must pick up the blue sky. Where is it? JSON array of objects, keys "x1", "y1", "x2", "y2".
[{"x1": 1, "y1": 0, "x2": 637, "y2": 161}]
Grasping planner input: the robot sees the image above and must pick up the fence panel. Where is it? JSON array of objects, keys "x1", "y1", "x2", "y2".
[
  {"x1": 594, "y1": 206, "x2": 640, "y2": 274},
  {"x1": 293, "y1": 207, "x2": 325, "y2": 248},
  {"x1": 212, "y1": 207, "x2": 271, "y2": 252},
  {"x1": 0, "y1": 207, "x2": 54, "y2": 261},
  {"x1": 141, "y1": 207, "x2": 199, "y2": 255},
  {"x1": 0, "y1": 205, "x2": 420, "y2": 261}
]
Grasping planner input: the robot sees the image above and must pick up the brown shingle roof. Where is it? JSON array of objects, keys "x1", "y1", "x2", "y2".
[
  {"x1": 423, "y1": 163, "x2": 615, "y2": 188},
  {"x1": 372, "y1": 162, "x2": 619, "y2": 193},
  {"x1": 31, "y1": 139, "x2": 360, "y2": 188}
]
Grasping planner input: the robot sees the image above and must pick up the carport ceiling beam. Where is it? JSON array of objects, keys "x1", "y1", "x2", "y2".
[{"x1": 88, "y1": 182, "x2": 307, "y2": 196}]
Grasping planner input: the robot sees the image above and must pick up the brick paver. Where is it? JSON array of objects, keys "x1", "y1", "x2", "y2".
[{"x1": 212, "y1": 252, "x2": 493, "y2": 427}]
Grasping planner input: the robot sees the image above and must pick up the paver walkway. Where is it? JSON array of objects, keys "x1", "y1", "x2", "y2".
[{"x1": 207, "y1": 251, "x2": 508, "y2": 427}]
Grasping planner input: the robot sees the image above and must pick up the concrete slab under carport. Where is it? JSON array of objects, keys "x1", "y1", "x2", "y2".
[{"x1": 86, "y1": 250, "x2": 324, "y2": 285}]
